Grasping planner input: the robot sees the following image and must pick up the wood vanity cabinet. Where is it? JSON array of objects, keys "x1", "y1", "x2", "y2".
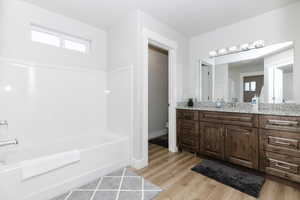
[
  {"x1": 176, "y1": 110, "x2": 199, "y2": 153},
  {"x1": 200, "y1": 122, "x2": 224, "y2": 160},
  {"x1": 177, "y1": 109, "x2": 300, "y2": 183},
  {"x1": 199, "y1": 111, "x2": 259, "y2": 169},
  {"x1": 259, "y1": 115, "x2": 300, "y2": 183},
  {"x1": 177, "y1": 109, "x2": 259, "y2": 169},
  {"x1": 224, "y1": 125, "x2": 258, "y2": 169}
]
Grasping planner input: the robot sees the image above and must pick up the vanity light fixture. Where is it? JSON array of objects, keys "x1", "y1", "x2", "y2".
[{"x1": 209, "y1": 40, "x2": 266, "y2": 58}]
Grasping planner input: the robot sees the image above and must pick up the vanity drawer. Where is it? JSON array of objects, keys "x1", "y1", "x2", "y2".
[
  {"x1": 178, "y1": 120, "x2": 199, "y2": 135},
  {"x1": 263, "y1": 152, "x2": 300, "y2": 175},
  {"x1": 179, "y1": 133, "x2": 199, "y2": 152},
  {"x1": 177, "y1": 110, "x2": 199, "y2": 121},
  {"x1": 268, "y1": 136, "x2": 298, "y2": 150},
  {"x1": 260, "y1": 115, "x2": 300, "y2": 132},
  {"x1": 181, "y1": 136, "x2": 199, "y2": 147},
  {"x1": 199, "y1": 111, "x2": 258, "y2": 127},
  {"x1": 177, "y1": 119, "x2": 199, "y2": 152},
  {"x1": 260, "y1": 129, "x2": 300, "y2": 157}
]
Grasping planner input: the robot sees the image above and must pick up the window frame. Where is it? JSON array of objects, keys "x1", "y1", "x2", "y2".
[{"x1": 30, "y1": 24, "x2": 91, "y2": 54}]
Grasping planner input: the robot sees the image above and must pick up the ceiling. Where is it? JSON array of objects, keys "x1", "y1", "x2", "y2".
[{"x1": 23, "y1": 0, "x2": 299, "y2": 36}]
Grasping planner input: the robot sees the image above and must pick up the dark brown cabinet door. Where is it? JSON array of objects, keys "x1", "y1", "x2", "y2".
[
  {"x1": 200, "y1": 122, "x2": 224, "y2": 159},
  {"x1": 224, "y1": 125, "x2": 259, "y2": 169},
  {"x1": 177, "y1": 119, "x2": 199, "y2": 152}
]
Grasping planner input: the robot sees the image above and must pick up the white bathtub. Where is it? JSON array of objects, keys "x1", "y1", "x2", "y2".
[{"x1": 0, "y1": 133, "x2": 130, "y2": 200}]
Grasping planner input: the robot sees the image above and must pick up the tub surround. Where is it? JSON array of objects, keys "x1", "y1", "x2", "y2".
[
  {"x1": 176, "y1": 104, "x2": 300, "y2": 184},
  {"x1": 0, "y1": 134, "x2": 130, "y2": 200}
]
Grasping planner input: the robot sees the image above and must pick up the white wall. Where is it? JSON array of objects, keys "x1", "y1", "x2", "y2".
[
  {"x1": 228, "y1": 63, "x2": 264, "y2": 101},
  {"x1": 139, "y1": 11, "x2": 188, "y2": 101},
  {"x1": 189, "y1": 1, "x2": 300, "y2": 103},
  {"x1": 136, "y1": 11, "x2": 188, "y2": 162},
  {"x1": 283, "y1": 72, "x2": 293, "y2": 102},
  {"x1": 107, "y1": 11, "x2": 139, "y2": 162},
  {"x1": 214, "y1": 64, "x2": 228, "y2": 101},
  {"x1": 107, "y1": 11, "x2": 139, "y2": 71},
  {"x1": 0, "y1": 0, "x2": 108, "y2": 148},
  {"x1": 148, "y1": 47, "x2": 168, "y2": 138},
  {"x1": 107, "y1": 10, "x2": 189, "y2": 165},
  {"x1": 264, "y1": 48, "x2": 294, "y2": 103},
  {"x1": 0, "y1": 0, "x2": 106, "y2": 70}
]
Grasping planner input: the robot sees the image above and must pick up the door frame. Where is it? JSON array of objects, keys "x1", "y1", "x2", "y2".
[
  {"x1": 141, "y1": 28, "x2": 178, "y2": 168},
  {"x1": 197, "y1": 59, "x2": 215, "y2": 102}
]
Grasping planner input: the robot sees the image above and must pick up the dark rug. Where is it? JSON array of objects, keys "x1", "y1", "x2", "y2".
[
  {"x1": 192, "y1": 159, "x2": 265, "y2": 198},
  {"x1": 149, "y1": 135, "x2": 168, "y2": 148}
]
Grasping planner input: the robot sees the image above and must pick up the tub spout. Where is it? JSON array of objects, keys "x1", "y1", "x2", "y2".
[{"x1": 0, "y1": 138, "x2": 18, "y2": 148}]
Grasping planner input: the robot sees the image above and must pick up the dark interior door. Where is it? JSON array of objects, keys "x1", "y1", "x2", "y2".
[{"x1": 243, "y1": 75, "x2": 264, "y2": 102}]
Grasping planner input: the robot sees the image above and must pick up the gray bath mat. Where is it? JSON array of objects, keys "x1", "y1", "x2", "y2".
[
  {"x1": 50, "y1": 168, "x2": 162, "y2": 200},
  {"x1": 192, "y1": 159, "x2": 265, "y2": 198}
]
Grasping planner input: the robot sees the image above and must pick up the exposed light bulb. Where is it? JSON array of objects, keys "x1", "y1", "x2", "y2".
[
  {"x1": 228, "y1": 46, "x2": 238, "y2": 52},
  {"x1": 254, "y1": 40, "x2": 265, "y2": 48},
  {"x1": 104, "y1": 90, "x2": 111, "y2": 94},
  {"x1": 209, "y1": 50, "x2": 218, "y2": 57},
  {"x1": 218, "y1": 48, "x2": 227, "y2": 55},
  {"x1": 209, "y1": 40, "x2": 265, "y2": 57},
  {"x1": 240, "y1": 43, "x2": 249, "y2": 51},
  {"x1": 248, "y1": 43, "x2": 256, "y2": 50}
]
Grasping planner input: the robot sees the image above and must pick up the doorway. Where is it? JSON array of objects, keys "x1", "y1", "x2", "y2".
[
  {"x1": 201, "y1": 63, "x2": 213, "y2": 101},
  {"x1": 137, "y1": 29, "x2": 177, "y2": 169},
  {"x1": 148, "y1": 44, "x2": 169, "y2": 149},
  {"x1": 243, "y1": 75, "x2": 264, "y2": 102}
]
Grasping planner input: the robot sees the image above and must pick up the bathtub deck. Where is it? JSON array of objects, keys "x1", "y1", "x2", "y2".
[{"x1": 134, "y1": 143, "x2": 300, "y2": 200}]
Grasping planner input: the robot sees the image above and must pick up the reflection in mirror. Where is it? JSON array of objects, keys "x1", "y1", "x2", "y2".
[
  {"x1": 199, "y1": 41, "x2": 294, "y2": 104},
  {"x1": 201, "y1": 62, "x2": 213, "y2": 101},
  {"x1": 228, "y1": 58, "x2": 264, "y2": 103}
]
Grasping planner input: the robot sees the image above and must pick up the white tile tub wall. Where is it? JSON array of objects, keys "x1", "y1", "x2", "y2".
[{"x1": 0, "y1": 59, "x2": 130, "y2": 200}]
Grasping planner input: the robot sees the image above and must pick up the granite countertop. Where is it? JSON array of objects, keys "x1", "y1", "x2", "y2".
[{"x1": 176, "y1": 105, "x2": 300, "y2": 117}]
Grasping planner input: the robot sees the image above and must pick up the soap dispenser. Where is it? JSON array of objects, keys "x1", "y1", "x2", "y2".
[
  {"x1": 251, "y1": 95, "x2": 259, "y2": 112},
  {"x1": 216, "y1": 98, "x2": 222, "y2": 108}
]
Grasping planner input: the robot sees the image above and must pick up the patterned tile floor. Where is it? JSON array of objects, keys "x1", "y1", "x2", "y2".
[{"x1": 50, "y1": 168, "x2": 162, "y2": 200}]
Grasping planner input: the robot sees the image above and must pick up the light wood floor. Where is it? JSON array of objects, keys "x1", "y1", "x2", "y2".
[{"x1": 133, "y1": 144, "x2": 300, "y2": 200}]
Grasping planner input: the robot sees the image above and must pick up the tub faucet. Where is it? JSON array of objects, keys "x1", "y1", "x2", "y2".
[
  {"x1": 0, "y1": 138, "x2": 18, "y2": 147},
  {"x1": 0, "y1": 120, "x2": 8, "y2": 126},
  {"x1": 0, "y1": 120, "x2": 18, "y2": 147}
]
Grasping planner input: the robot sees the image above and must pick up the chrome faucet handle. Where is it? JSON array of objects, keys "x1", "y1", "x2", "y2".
[
  {"x1": 0, "y1": 120, "x2": 8, "y2": 126},
  {"x1": 0, "y1": 138, "x2": 18, "y2": 147}
]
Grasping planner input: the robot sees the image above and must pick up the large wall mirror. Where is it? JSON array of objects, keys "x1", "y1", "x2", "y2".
[{"x1": 197, "y1": 41, "x2": 294, "y2": 104}]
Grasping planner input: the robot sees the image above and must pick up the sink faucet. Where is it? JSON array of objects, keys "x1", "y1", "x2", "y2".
[{"x1": 229, "y1": 98, "x2": 239, "y2": 108}]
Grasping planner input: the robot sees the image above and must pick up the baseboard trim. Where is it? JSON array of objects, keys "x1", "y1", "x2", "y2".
[
  {"x1": 131, "y1": 158, "x2": 148, "y2": 170},
  {"x1": 148, "y1": 129, "x2": 167, "y2": 140}
]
